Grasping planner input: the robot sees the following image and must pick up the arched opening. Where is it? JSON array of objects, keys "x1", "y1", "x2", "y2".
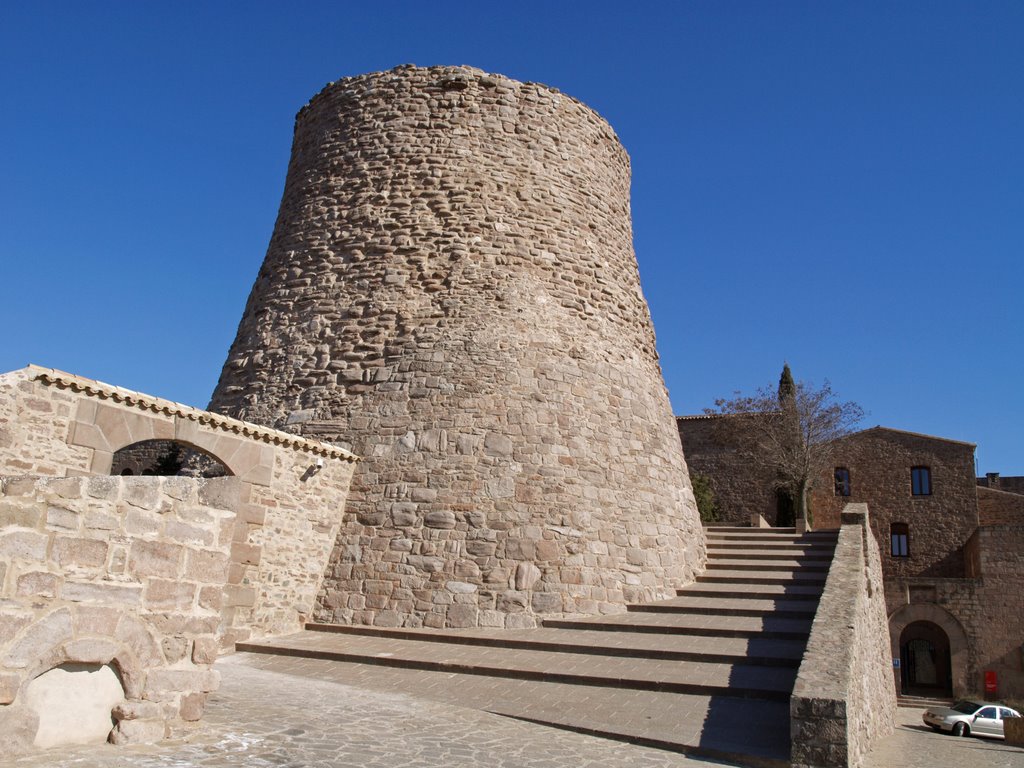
[
  {"x1": 110, "y1": 439, "x2": 230, "y2": 478},
  {"x1": 899, "y1": 620, "x2": 952, "y2": 696},
  {"x1": 775, "y1": 489, "x2": 795, "y2": 527},
  {"x1": 24, "y1": 663, "x2": 125, "y2": 748}
]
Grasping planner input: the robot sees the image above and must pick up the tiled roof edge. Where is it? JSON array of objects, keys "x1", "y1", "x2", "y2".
[{"x1": 25, "y1": 365, "x2": 360, "y2": 463}]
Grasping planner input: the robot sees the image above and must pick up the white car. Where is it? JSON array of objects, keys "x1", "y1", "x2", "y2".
[{"x1": 923, "y1": 700, "x2": 1021, "y2": 738}]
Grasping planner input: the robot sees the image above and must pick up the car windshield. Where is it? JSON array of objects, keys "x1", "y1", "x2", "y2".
[{"x1": 951, "y1": 700, "x2": 983, "y2": 714}]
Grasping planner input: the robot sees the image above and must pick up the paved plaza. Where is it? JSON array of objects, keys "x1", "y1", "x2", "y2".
[{"x1": 11, "y1": 652, "x2": 1024, "y2": 768}]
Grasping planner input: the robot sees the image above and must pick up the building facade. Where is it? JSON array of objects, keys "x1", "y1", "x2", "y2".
[{"x1": 681, "y1": 421, "x2": 1024, "y2": 701}]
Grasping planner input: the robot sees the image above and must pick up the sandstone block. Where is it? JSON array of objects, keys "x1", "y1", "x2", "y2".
[
  {"x1": 191, "y1": 637, "x2": 220, "y2": 665},
  {"x1": 63, "y1": 637, "x2": 119, "y2": 664},
  {"x1": 53, "y1": 536, "x2": 109, "y2": 568},
  {"x1": 179, "y1": 692, "x2": 207, "y2": 722},
  {"x1": 16, "y1": 570, "x2": 61, "y2": 598},
  {"x1": 515, "y1": 562, "x2": 542, "y2": 590},
  {"x1": 123, "y1": 482, "x2": 161, "y2": 510},
  {"x1": 112, "y1": 699, "x2": 162, "y2": 721},
  {"x1": 531, "y1": 592, "x2": 563, "y2": 613},
  {"x1": 0, "y1": 673, "x2": 21, "y2": 705},
  {"x1": 85, "y1": 476, "x2": 120, "y2": 501},
  {"x1": 424, "y1": 510, "x2": 456, "y2": 529},
  {"x1": 62, "y1": 580, "x2": 143, "y2": 606},
  {"x1": 145, "y1": 668, "x2": 220, "y2": 698},
  {"x1": 185, "y1": 549, "x2": 230, "y2": 583},
  {"x1": 109, "y1": 717, "x2": 166, "y2": 745},
  {"x1": 128, "y1": 540, "x2": 183, "y2": 579},
  {"x1": 4, "y1": 608, "x2": 73, "y2": 668},
  {"x1": 0, "y1": 530, "x2": 48, "y2": 561},
  {"x1": 446, "y1": 604, "x2": 478, "y2": 628},
  {"x1": 0, "y1": 502, "x2": 44, "y2": 529}
]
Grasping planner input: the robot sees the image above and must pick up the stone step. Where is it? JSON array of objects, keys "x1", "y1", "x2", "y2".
[
  {"x1": 705, "y1": 559, "x2": 831, "y2": 573},
  {"x1": 706, "y1": 541, "x2": 836, "y2": 552},
  {"x1": 238, "y1": 652, "x2": 792, "y2": 767},
  {"x1": 239, "y1": 630, "x2": 797, "y2": 702},
  {"x1": 697, "y1": 570, "x2": 827, "y2": 587},
  {"x1": 630, "y1": 595, "x2": 818, "y2": 620},
  {"x1": 305, "y1": 623, "x2": 807, "y2": 666},
  {"x1": 678, "y1": 582, "x2": 827, "y2": 600},
  {"x1": 704, "y1": 527, "x2": 837, "y2": 538},
  {"x1": 706, "y1": 548, "x2": 833, "y2": 562},
  {"x1": 544, "y1": 610, "x2": 813, "y2": 641}
]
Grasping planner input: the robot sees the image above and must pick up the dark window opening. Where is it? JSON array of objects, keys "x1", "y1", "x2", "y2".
[
  {"x1": 891, "y1": 522, "x2": 910, "y2": 557},
  {"x1": 834, "y1": 467, "x2": 851, "y2": 497},
  {"x1": 911, "y1": 466, "x2": 931, "y2": 496}
]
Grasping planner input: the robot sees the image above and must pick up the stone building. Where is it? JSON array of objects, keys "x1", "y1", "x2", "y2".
[
  {"x1": 677, "y1": 413, "x2": 790, "y2": 526},
  {"x1": 683, "y1": 420, "x2": 1024, "y2": 700},
  {"x1": 208, "y1": 65, "x2": 703, "y2": 630}
]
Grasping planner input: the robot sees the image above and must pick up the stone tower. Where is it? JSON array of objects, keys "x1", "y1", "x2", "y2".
[{"x1": 209, "y1": 65, "x2": 703, "y2": 629}]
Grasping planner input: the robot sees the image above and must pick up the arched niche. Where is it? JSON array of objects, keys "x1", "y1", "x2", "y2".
[{"x1": 110, "y1": 439, "x2": 230, "y2": 478}]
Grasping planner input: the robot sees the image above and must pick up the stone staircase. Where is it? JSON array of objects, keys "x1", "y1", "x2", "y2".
[{"x1": 237, "y1": 526, "x2": 838, "y2": 767}]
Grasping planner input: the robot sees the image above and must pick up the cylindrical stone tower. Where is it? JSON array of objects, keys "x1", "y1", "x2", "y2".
[{"x1": 210, "y1": 65, "x2": 703, "y2": 629}]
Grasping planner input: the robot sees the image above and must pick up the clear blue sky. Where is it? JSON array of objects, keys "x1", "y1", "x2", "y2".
[{"x1": 2, "y1": 2, "x2": 1021, "y2": 473}]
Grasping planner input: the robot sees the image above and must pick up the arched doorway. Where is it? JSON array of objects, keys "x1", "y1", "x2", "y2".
[{"x1": 899, "y1": 621, "x2": 952, "y2": 696}]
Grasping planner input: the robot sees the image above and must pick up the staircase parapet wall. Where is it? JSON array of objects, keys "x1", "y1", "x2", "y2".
[{"x1": 791, "y1": 503, "x2": 896, "y2": 768}]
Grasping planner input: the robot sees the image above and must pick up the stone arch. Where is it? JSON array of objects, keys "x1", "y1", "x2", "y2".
[
  {"x1": 1, "y1": 607, "x2": 158, "y2": 751},
  {"x1": 889, "y1": 603, "x2": 970, "y2": 696},
  {"x1": 67, "y1": 399, "x2": 275, "y2": 485}
]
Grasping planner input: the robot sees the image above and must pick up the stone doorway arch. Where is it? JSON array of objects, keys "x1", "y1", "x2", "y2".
[{"x1": 889, "y1": 603, "x2": 970, "y2": 696}]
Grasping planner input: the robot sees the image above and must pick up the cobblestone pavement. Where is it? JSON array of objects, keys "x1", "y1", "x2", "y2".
[
  {"x1": 11, "y1": 654, "x2": 726, "y2": 768},
  {"x1": 11, "y1": 653, "x2": 1024, "y2": 767},
  {"x1": 863, "y1": 705, "x2": 1024, "y2": 768}
]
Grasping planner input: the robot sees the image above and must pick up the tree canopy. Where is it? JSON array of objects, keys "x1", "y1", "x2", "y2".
[{"x1": 705, "y1": 365, "x2": 864, "y2": 525}]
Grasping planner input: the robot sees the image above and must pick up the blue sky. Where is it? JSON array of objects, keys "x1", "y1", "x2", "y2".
[{"x1": 2, "y1": 2, "x2": 1021, "y2": 473}]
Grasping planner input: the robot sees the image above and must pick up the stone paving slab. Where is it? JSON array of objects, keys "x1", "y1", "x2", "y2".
[
  {"x1": 236, "y1": 652, "x2": 793, "y2": 765},
  {"x1": 862, "y1": 704, "x2": 1024, "y2": 768},
  {"x1": 11, "y1": 653, "x2": 736, "y2": 768},
  {"x1": 242, "y1": 630, "x2": 796, "y2": 699}
]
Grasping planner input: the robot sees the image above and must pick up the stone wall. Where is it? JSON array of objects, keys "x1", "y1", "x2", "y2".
[
  {"x1": 676, "y1": 415, "x2": 781, "y2": 525},
  {"x1": 0, "y1": 475, "x2": 234, "y2": 751},
  {"x1": 208, "y1": 65, "x2": 703, "y2": 629},
  {"x1": 0, "y1": 366, "x2": 357, "y2": 747},
  {"x1": 791, "y1": 504, "x2": 895, "y2": 768},
  {"x1": 810, "y1": 428, "x2": 978, "y2": 579}
]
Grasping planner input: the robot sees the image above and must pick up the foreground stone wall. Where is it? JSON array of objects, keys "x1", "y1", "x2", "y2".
[
  {"x1": 0, "y1": 475, "x2": 234, "y2": 750},
  {"x1": 791, "y1": 504, "x2": 895, "y2": 768},
  {"x1": 0, "y1": 366, "x2": 357, "y2": 748},
  {"x1": 209, "y1": 65, "x2": 703, "y2": 629}
]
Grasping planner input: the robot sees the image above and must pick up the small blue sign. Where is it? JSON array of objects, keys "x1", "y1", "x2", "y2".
[{"x1": 893, "y1": 658, "x2": 901, "y2": 668}]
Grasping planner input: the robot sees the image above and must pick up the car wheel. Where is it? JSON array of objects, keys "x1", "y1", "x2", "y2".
[{"x1": 952, "y1": 722, "x2": 969, "y2": 737}]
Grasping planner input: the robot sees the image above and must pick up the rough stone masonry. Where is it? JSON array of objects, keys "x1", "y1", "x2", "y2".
[{"x1": 209, "y1": 65, "x2": 704, "y2": 629}]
